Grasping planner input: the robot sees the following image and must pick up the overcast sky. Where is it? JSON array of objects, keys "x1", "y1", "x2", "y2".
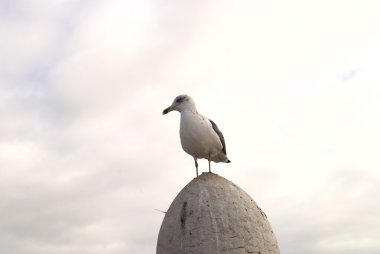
[{"x1": 1, "y1": 0, "x2": 380, "y2": 253}]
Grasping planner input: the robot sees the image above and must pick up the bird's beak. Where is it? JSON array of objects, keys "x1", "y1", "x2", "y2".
[{"x1": 162, "y1": 105, "x2": 174, "y2": 115}]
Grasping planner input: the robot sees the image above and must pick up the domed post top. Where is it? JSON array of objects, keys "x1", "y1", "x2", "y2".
[{"x1": 157, "y1": 173, "x2": 280, "y2": 254}]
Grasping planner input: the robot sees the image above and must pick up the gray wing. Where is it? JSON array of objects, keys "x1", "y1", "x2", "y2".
[{"x1": 209, "y1": 119, "x2": 227, "y2": 155}]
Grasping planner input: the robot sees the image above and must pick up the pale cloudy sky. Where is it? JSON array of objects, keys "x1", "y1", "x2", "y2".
[{"x1": 1, "y1": 0, "x2": 380, "y2": 253}]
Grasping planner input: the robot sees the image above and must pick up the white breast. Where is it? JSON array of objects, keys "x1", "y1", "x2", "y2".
[{"x1": 179, "y1": 110, "x2": 223, "y2": 159}]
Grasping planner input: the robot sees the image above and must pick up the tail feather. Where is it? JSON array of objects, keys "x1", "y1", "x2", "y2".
[{"x1": 211, "y1": 152, "x2": 230, "y2": 163}]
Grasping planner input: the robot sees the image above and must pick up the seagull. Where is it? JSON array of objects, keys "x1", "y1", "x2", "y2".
[{"x1": 162, "y1": 94, "x2": 230, "y2": 176}]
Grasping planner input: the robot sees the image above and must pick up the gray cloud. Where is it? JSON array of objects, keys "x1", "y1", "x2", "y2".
[{"x1": 275, "y1": 171, "x2": 380, "y2": 254}]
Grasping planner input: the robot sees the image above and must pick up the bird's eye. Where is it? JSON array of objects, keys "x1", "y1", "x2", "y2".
[{"x1": 176, "y1": 97, "x2": 185, "y2": 103}]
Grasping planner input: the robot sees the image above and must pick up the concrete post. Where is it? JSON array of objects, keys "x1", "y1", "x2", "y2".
[{"x1": 157, "y1": 172, "x2": 280, "y2": 254}]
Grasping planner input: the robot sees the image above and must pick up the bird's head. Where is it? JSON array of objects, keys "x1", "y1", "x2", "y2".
[{"x1": 162, "y1": 94, "x2": 196, "y2": 114}]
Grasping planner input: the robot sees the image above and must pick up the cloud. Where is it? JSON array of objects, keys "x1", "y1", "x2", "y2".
[
  {"x1": 0, "y1": 1, "x2": 209, "y2": 253},
  {"x1": 272, "y1": 169, "x2": 380, "y2": 254},
  {"x1": 1, "y1": 1, "x2": 380, "y2": 254}
]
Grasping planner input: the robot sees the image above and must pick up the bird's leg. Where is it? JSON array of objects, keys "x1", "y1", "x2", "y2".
[
  {"x1": 194, "y1": 158, "x2": 198, "y2": 177},
  {"x1": 208, "y1": 153, "x2": 211, "y2": 173}
]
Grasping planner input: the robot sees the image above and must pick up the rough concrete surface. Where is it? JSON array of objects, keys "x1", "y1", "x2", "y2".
[{"x1": 157, "y1": 173, "x2": 280, "y2": 254}]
